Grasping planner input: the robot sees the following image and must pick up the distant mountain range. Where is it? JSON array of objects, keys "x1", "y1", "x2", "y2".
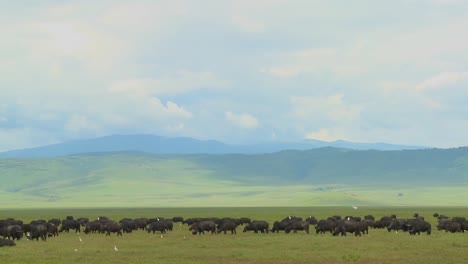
[{"x1": 0, "y1": 134, "x2": 427, "y2": 158}]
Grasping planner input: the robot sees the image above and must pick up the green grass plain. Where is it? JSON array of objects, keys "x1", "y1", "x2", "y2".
[
  {"x1": 1, "y1": 207, "x2": 468, "y2": 264},
  {"x1": 2, "y1": 151, "x2": 468, "y2": 207}
]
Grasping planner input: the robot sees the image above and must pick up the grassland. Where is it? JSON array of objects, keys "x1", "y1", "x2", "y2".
[
  {"x1": 2, "y1": 149, "x2": 468, "y2": 207},
  {"x1": 1, "y1": 207, "x2": 468, "y2": 264}
]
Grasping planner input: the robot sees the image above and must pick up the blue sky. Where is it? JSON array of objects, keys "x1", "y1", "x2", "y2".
[{"x1": 1, "y1": 0, "x2": 468, "y2": 151}]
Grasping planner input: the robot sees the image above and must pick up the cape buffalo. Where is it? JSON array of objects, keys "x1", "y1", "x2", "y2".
[
  {"x1": 147, "y1": 221, "x2": 166, "y2": 234},
  {"x1": 243, "y1": 221, "x2": 269, "y2": 234},
  {"x1": 30, "y1": 224, "x2": 48, "y2": 241},
  {"x1": 333, "y1": 221, "x2": 363, "y2": 237},
  {"x1": 315, "y1": 220, "x2": 336, "y2": 234},
  {"x1": 103, "y1": 221, "x2": 122, "y2": 236},
  {"x1": 407, "y1": 219, "x2": 431, "y2": 235},
  {"x1": 191, "y1": 221, "x2": 216, "y2": 235},
  {"x1": 84, "y1": 221, "x2": 102, "y2": 234},
  {"x1": 0, "y1": 225, "x2": 23, "y2": 240},
  {"x1": 217, "y1": 220, "x2": 237, "y2": 234},
  {"x1": 0, "y1": 238, "x2": 16, "y2": 247},
  {"x1": 284, "y1": 220, "x2": 309, "y2": 234}
]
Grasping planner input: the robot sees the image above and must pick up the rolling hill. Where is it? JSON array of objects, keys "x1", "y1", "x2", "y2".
[
  {"x1": 0, "y1": 134, "x2": 426, "y2": 158},
  {"x1": 0, "y1": 147, "x2": 467, "y2": 208}
]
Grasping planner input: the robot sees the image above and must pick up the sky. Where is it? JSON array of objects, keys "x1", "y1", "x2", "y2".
[{"x1": 1, "y1": 0, "x2": 468, "y2": 151}]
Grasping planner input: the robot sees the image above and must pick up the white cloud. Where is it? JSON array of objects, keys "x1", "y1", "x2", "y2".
[
  {"x1": 225, "y1": 111, "x2": 259, "y2": 129},
  {"x1": 260, "y1": 48, "x2": 339, "y2": 78},
  {"x1": 231, "y1": 15, "x2": 266, "y2": 33},
  {"x1": 417, "y1": 72, "x2": 468, "y2": 90},
  {"x1": 306, "y1": 129, "x2": 344, "y2": 142},
  {"x1": 1, "y1": 0, "x2": 468, "y2": 150},
  {"x1": 109, "y1": 71, "x2": 224, "y2": 97},
  {"x1": 0, "y1": 128, "x2": 58, "y2": 152},
  {"x1": 163, "y1": 101, "x2": 193, "y2": 119},
  {"x1": 65, "y1": 115, "x2": 99, "y2": 133},
  {"x1": 290, "y1": 94, "x2": 363, "y2": 123}
]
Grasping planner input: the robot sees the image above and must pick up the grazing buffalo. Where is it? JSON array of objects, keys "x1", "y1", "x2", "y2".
[
  {"x1": 240, "y1": 218, "x2": 251, "y2": 224},
  {"x1": 284, "y1": 220, "x2": 309, "y2": 234},
  {"x1": 30, "y1": 224, "x2": 48, "y2": 241},
  {"x1": 83, "y1": 221, "x2": 102, "y2": 234},
  {"x1": 243, "y1": 221, "x2": 269, "y2": 234},
  {"x1": 146, "y1": 221, "x2": 166, "y2": 234},
  {"x1": 48, "y1": 218, "x2": 61, "y2": 227},
  {"x1": 445, "y1": 222, "x2": 462, "y2": 233},
  {"x1": 0, "y1": 225, "x2": 23, "y2": 240},
  {"x1": 97, "y1": 216, "x2": 110, "y2": 222},
  {"x1": 315, "y1": 220, "x2": 336, "y2": 234},
  {"x1": 134, "y1": 218, "x2": 149, "y2": 230},
  {"x1": 333, "y1": 221, "x2": 363, "y2": 237},
  {"x1": 77, "y1": 218, "x2": 89, "y2": 226},
  {"x1": 305, "y1": 216, "x2": 318, "y2": 225},
  {"x1": 103, "y1": 221, "x2": 122, "y2": 236},
  {"x1": 60, "y1": 219, "x2": 81, "y2": 233},
  {"x1": 437, "y1": 219, "x2": 463, "y2": 233},
  {"x1": 172, "y1": 217, "x2": 184, "y2": 223},
  {"x1": 433, "y1": 213, "x2": 449, "y2": 220},
  {"x1": 191, "y1": 221, "x2": 216, "y2": 235},
  {"x1": 120, "y1": 220, "x2": 136, "y2": 233},
  {"x1": 406, "y1": 219, "x2": 431, "y2": 235},
  {"x1": 183, "y1": 218, "x2": 201, "y2": 226},
  {"x1": 217, "y1": 220, "x2": 237, "y2": 234},
  {"x1": 162, "y1": 219, "x2": 174, "y2": 232},
  {"x1": 147, "y1": 218, "x2": 173, "y2": 232},
  {"x1": 46, "y1": 223, "x2": 59, "y2": 237},
  {"x1": 0, "y1": 238, "x2": 16, "y2": 247},
  {"x1": 373, "y1": 216, "x2": 394, "y2": 229},
  {"x1": 387, "y1": 219, "x2": 410, "y2": 232}
]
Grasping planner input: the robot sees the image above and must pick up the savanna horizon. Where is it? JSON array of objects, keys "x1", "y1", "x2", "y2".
[{"x1": 1, "y1": 147, "x2": 468, "y2": 208}]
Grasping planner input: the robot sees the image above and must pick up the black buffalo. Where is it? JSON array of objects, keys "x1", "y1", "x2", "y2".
[
  {"x1": 46, "y1": 223, "x2": 59, "y2": 237},
  {"x1": 217, "y1": 220, "x2": 237, "y2": 234},
  {"x1": 284, "y1": 220, "x2": 309, "y2": 234},
  {"x1": 83, "y1": 221, "x2": 102, "y2": 234},
  {"x1": 30, "y1": 224, "x2": 48, "y2": 241},
  {"x1": 134, "y1": 218, "x2": 149, "y2": 230},
  {"x1": 406, "y1": 219, "x2": 431, "y2": 235},
  {"x1": 305, "y1": 216, "x2": 318, "y2": 225},
  {"x1": 315, "y1": 220, "x2": 336, "y2": 234},
  {"x1": 0, "y1": 238, "x2": 16, "y2": 247},
  {"x1": 0, "y1": 225, "x2": 23, "y2": 240},
  {"x1": 60, "y1": 219, "x2": 80, "y2": 233},
  {"x1": 172, "y1": 217, "x2": 184, "y2": 223},
  {"x1": 147, "y1": 221, "x2": 166, "y2": 234},
  {"x1": 191, "y1": 221, "x2": 216, "y2": 235},
  {"x1": 48, "y1": 218, "x2": 61, "y2": 227},
  {"x1": 103, "y1": 221, "x2": 122, "y2": 236},
  {"x1": 77, "y1": 218, "x2": 89, "y2": 226},
  {"x1": 333, "y1": 221, "x2": 364, "y2": 237},
  {"x1": 120, "y1": 220, "x2": 136, "y2": 233},
  {"x1": 243, "y1": 221, "x2": 269, "y2": 234}
]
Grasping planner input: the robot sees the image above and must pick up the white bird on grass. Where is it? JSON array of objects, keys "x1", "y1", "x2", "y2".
[
  {"x1": 352, "y1": 206, "x2": 358, "y2": 210},
  {"x1": 114, "y1": 245, "x2": 119, "y2": 252},
  {"x1": 79, "y1": 236, "x2": 83, "y2": 242}
]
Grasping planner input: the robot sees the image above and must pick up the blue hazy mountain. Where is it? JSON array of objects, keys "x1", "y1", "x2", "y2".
[{"x1": 0, "y1": 134, "x2": 427, "y2": 158}]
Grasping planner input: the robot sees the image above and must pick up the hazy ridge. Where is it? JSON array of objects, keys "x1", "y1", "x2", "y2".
[
  {"x1": 0, "y1": 134, "x2": 426, "y2": 158},
  {"x1": 1, "y1": 146, "x2": 467, "y2": 207}
]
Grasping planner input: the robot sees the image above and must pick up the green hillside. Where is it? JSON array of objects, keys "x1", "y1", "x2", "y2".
[{"x1": 1, "y1": 148, "x2": 468, "y2": 208}]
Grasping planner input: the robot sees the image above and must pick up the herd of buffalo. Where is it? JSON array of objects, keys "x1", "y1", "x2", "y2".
[{"x1": 0, "y1": 212, "x2": 467, "y2": 247}]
